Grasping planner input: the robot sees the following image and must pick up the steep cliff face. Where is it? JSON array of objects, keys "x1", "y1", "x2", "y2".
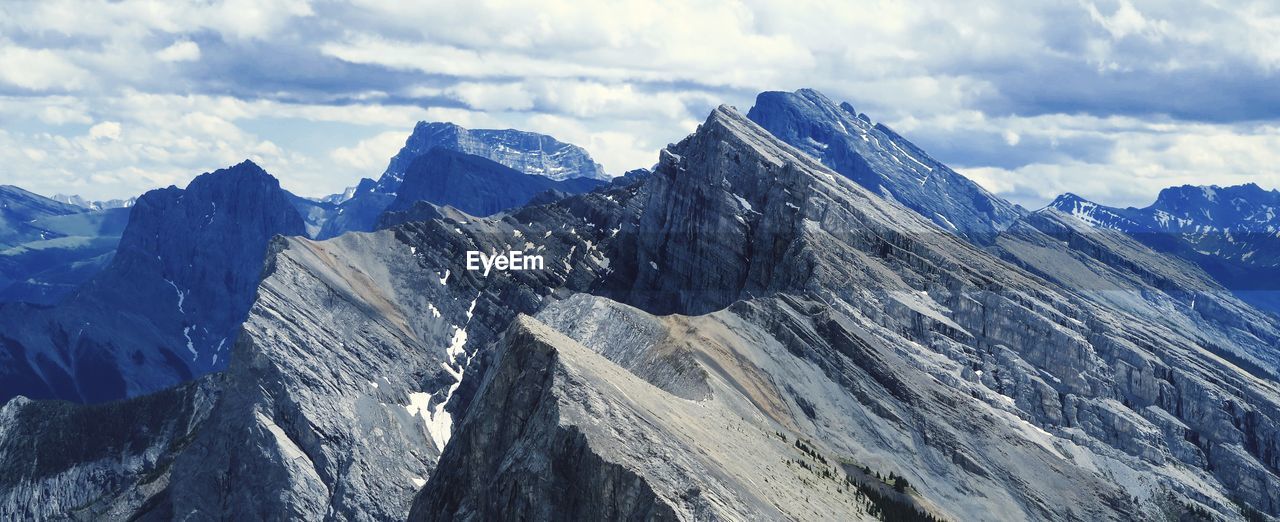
[
  {"x1": 413, "y1": 297, "x2": 1143, "y2": 521},
  {"x1": 408, "y1": 316, "x2": 687, "y2": 522},
  {"x1": 748, "y1": 89, "x2": 1024, "y2": 243},
  {"x1": 0, "y1": 161, "x2": 306, "y2": 404},
  {"x1": 5, "y1": 104, "x2": 1280, "y2": 521},
  {"x1": 0, "y1": 378, "x2": 217, "y2": 521}
]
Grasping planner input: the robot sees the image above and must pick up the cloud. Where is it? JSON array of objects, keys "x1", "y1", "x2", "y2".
[
  {"x1": 330, "y1": 130, "x2": 406, "y2": 174},
  {"x1": 157, "y1": 40, "x2": 201, "y2": 62},
  {"x1": 0, "y1": 42, "x2": 89, "y2": 91},
  {"x1": 89, "y1": 121, "x2": 122, "y2": 140},
  {"x1": 0, "y1": 0, "x2": 1275, "y2": 209}
]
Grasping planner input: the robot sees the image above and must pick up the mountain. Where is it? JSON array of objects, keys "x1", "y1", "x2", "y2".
[
  {"x1": 286, "y1": 193, "x2": 337, "y2": 239},
  {"x1": 317, "y1": 125, "x2": 611, "y2": 239},
  {"x1": 0, "y1": 185, "x2": 85, "y2": 249},
  {"x1": 6, "y1": 104, "x2": 1280, "y2": 520},
  {"x1": 375, "y1": 121, "x2": 608, "y2": 193},
  {"x1": 315, "y1": 180, "x2": 396, "y2": 239},
  {"x1": 0, "y1": 160, "x2": 306, "y2": 404},
  {"x1": 747, "y1": 88, "x2": 1024, "y2": 242},
  {"x1": 319, "y1": 185, "x2": 359, "y2": 205},
  {"x1": 1049, "y1": 185, "x2": 1280, "y2": 314},
  {"x1": 383, "y1": 147, "x2": 606, "y2": 218},
  {"x1": 0, "y1": 186, "x2": 130, "y2": 305},
  {"x1": 51, "y1": 193, "x2": 137, "y2": 211}
]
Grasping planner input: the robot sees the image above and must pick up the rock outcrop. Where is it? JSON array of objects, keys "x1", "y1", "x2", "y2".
[
  {"x1": 384, "y1": 147, "x2": 606, "y2": 218},
  {"x1": 317, "y1": 125, "x2": 610, "y2": 239}
]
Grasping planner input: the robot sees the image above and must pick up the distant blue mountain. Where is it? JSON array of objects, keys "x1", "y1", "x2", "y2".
[
  {"x1": 375, "y1": 121, "x2": 608, "y2": 193},
  {"x1": 50, "y1": 193, "x2": 137, "y2": 211},
  {"x1": 0, "y1": 186, "x2": 130, "y2": 304},
  {"x1": 381, "y1": 147, "x2": 606, "y2": 221},
  {"x1": 747, "y1": 89, "x2": 1025, "y2": 242},
  {"x1": 318, "y1": 123, "x2": 610, "y2": 238},
  {"x1": 1049, "y1": 184, "x2": 1280, "y2": 314},
  {"x1": 0, "y1": 161, "x2": 306, "y2": 403},
  {"x1": 0, "y1": 185, "x2": 85, "y2": 248}
]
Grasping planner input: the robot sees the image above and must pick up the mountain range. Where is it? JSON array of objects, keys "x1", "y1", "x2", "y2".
[
  {"x1": 1, "y1": 89, "x2": 1279, "y2": 521},
  {"x1": 0, "y1": 185, "x2": 129, "y2": 305},
  {"x1": 51, "y1": 194, "x2": 137, "y2": 212},
  {"x1": 1050, "y1": 185, "x2": 1280, "y2": 315}
]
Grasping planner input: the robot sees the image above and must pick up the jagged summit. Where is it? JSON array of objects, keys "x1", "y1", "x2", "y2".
[
  {"x1": 51, "y1": 193, "x2": 136, "y2": 211},
  {"x1": 1048, "y1": 183, "x2": 1280, "y2": 235},
  {"x1": 1151, "y1": 182, "x2": 1280, "y2": 214},
  {"x1": 747, "y1": 88, "x2": 1024, "y2": 243}
]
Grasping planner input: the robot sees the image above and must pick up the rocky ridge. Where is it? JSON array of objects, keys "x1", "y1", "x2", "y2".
[
  {"x1": 3, "y1": 102, "x2": 1280, "y2": 521},
  {"x1": 1049, "y1": 186, "x2": 1280, "y2": 314},
  {"x1": 747, "y1": 89, "x2": 1024, "y2": 242}
]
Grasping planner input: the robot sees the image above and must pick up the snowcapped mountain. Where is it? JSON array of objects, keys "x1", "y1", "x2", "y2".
[
  {"x1": 1049, "y1": 184, "x2": 1280, "y2": 314},
  {"x1": 6, "y1": 103, "x2": 1280, "y2": 521},
  {"x1": 747, "y1": 88, "x2": 1025, "y2": 242},
  {"x1": 51, "y1": 193, "x2": 137, "y2": 211},
  {"x1": 0, "y1": 185, "x2": 85, "y2": 249}
]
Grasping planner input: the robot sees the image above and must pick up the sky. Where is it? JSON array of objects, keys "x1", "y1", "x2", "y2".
[{"x1": 0, "y1": 0, "x2": 1277, "y2": 209}]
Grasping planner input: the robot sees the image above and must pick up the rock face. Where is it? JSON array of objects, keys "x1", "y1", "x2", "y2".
[
  {"x1": 1049, "y1": 186, "x2": 1280, "y2": 314},
  {"x1": 747, "y1": 89, "x2": 1024, "y2": 242},
  {"x1": 5, "y1": 101, "x2": 1280, "y2": 521},
  {"x1": 0, "y1": 379, "x2": 217, "y2": 520},
  {"x1": 0, "y1": 161, "x2": 306, "y2": 404},
  {"x1": 385, "y1": 148, "x2": 606, "y2": 218},
  {"x1": 0, "y1": 186, "x2": 130, "y2": 305},
  {"x1": 416, "y1": 106, "x2": 1280, "y2": 520},
  {"x1": 376, "y1": 121, "x2": 609, "y2": 193}
]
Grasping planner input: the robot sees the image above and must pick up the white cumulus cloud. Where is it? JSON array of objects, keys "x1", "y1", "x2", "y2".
[{"x1": 157, "y1": 40, "x2": 201, "y2": 62}]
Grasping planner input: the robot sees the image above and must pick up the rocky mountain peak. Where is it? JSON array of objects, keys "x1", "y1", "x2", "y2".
[
  {"x1": 382, "y1": 147, "x2": 606, "y2": 219},
  {"x1": 0, "y1": 161, "x2": 307, "y2": 404},
  {"x1": 746, "y1": 88, "x2": 1024, "y2": 243},
  {"x1": 375, "y1": 121, "x2": 608, "y2": 193}
]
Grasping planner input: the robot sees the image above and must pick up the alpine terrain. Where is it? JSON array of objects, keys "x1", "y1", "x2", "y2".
[
  {"x1": 1050, "y1": 185, "x2": 1280, "y2": 315},
  {"x1": 1, "y1": 93, "x2": 1279, "y2": 522}
]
